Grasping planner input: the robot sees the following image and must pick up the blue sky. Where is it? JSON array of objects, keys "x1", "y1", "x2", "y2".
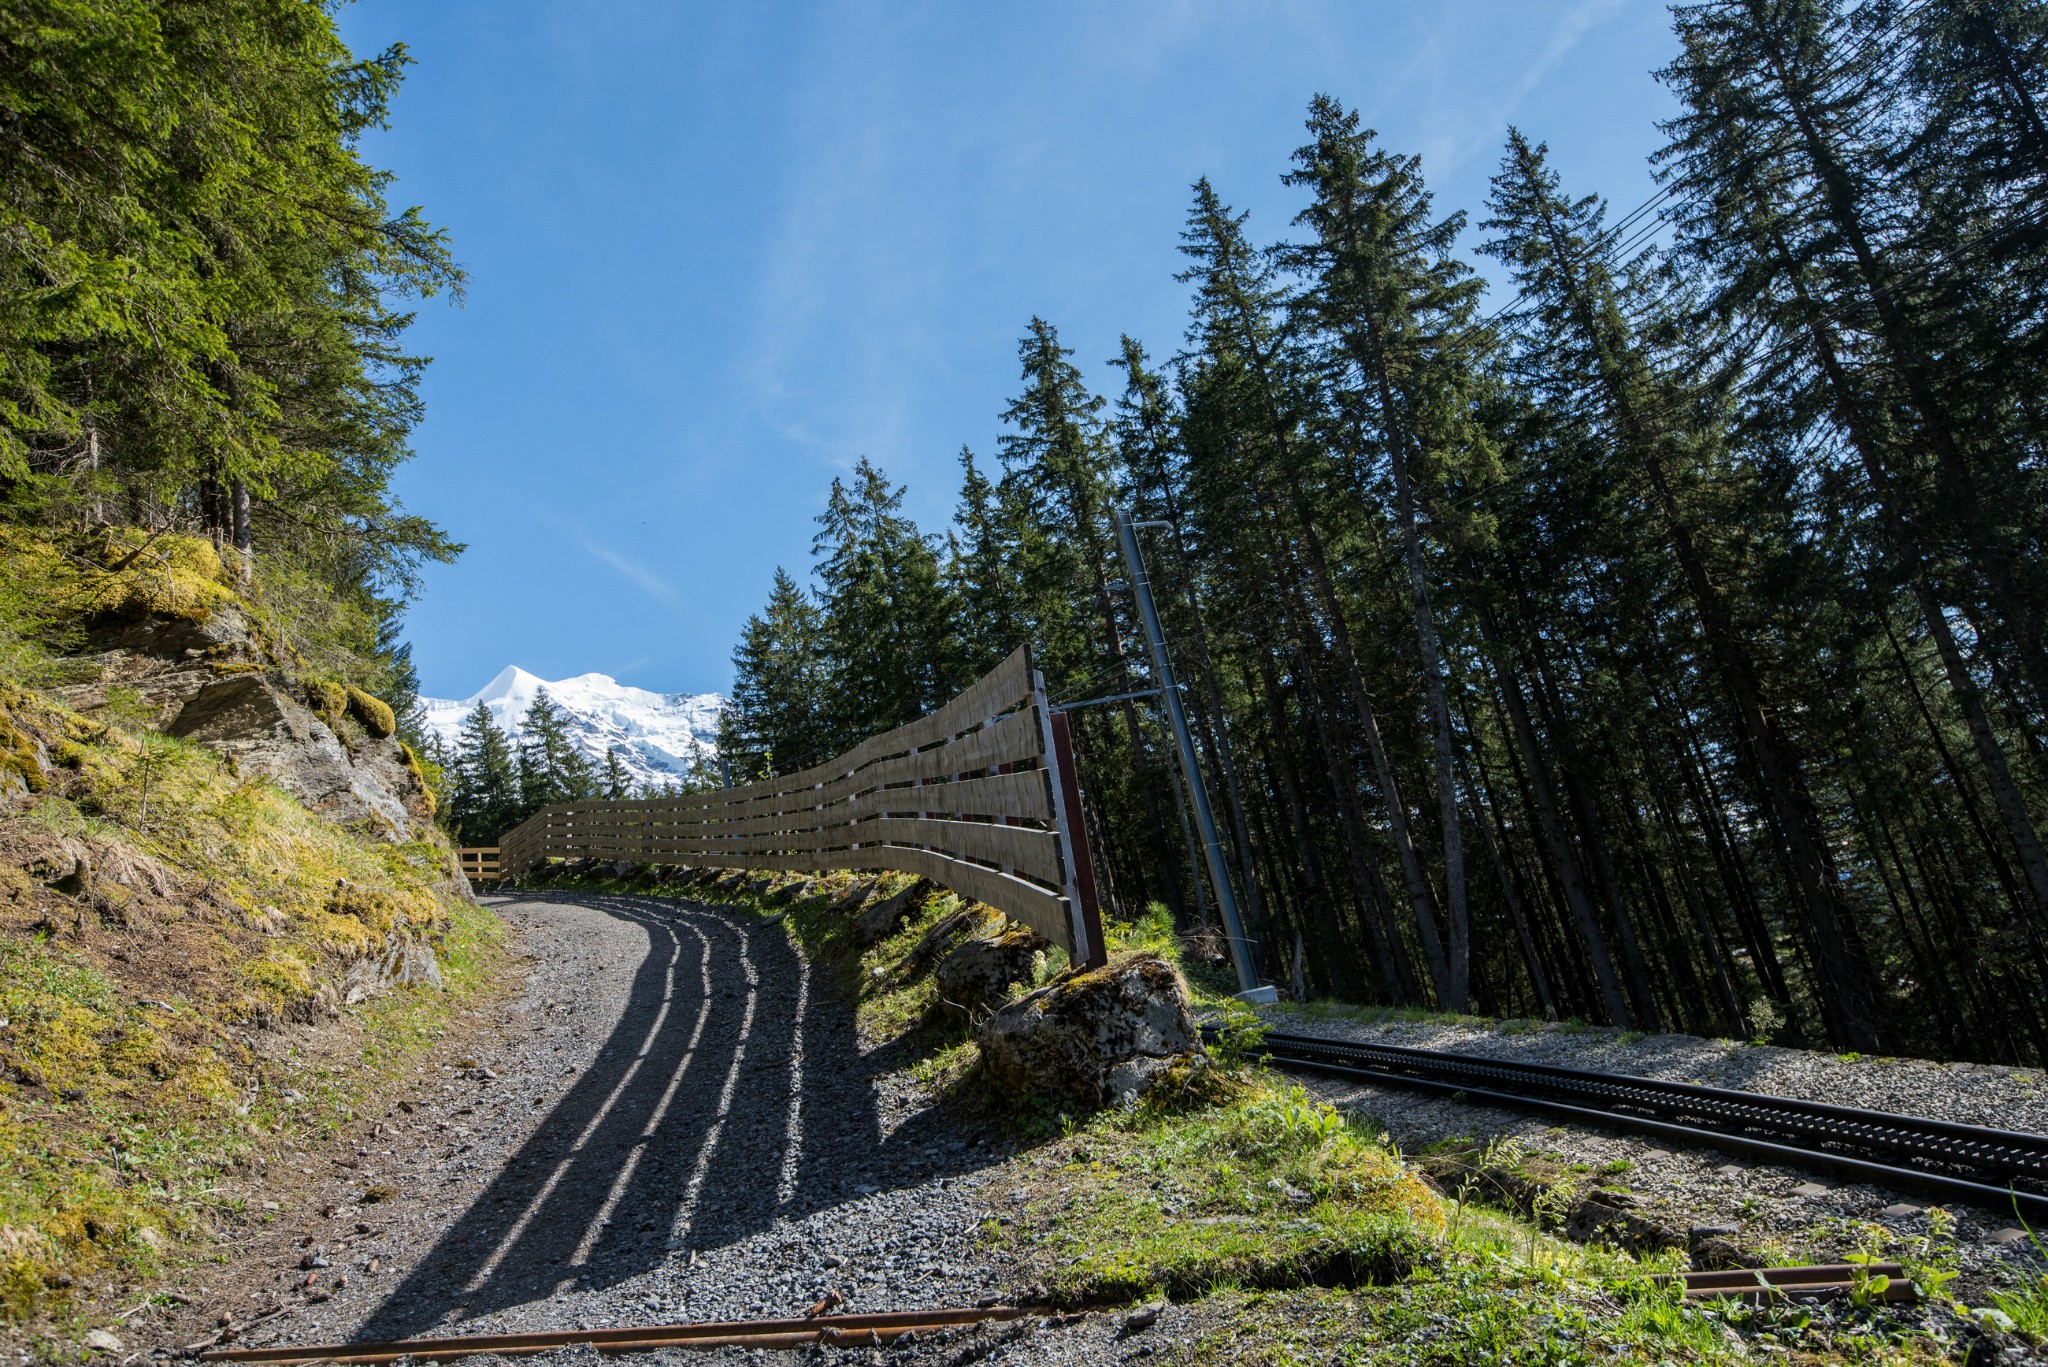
[{"x1": 335, "y1": 1, "x2": 1682, "y2": 702}]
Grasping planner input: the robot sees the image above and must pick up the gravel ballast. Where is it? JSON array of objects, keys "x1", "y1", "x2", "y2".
[{"x1": 1257, "y1": 1007, "x2": 2048, "y2": 1281}]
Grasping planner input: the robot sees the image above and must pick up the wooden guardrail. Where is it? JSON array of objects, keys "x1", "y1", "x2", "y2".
[
  {"x1": 495, "y1": 647, "x2": 1104, "y2": 960},
  {"x1": 457, "y1": 847, "x2": 501, "y2": 883}
]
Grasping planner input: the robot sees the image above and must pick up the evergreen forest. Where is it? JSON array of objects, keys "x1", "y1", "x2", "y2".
[
  {"x1": 0, "y1": 0, "x2": 461, "y2": 731},
  {"x1": 719, "y1": 0, "x2": 2048, "y2": 1064}
]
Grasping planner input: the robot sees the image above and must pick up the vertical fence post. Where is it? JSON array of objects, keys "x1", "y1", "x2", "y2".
[{"x1": 1049, "y1": 710, "x2": 1108, "y2": 969}]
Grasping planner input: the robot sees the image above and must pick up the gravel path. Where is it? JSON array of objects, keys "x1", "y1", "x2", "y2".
[{"x1": 155, "y1": 892, "x2": 1016, "y2": 1358}]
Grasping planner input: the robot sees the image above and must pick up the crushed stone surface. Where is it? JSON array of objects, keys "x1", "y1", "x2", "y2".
[{"x1": 143, "y1": 892, "x2": 1026, "y2": 1362}]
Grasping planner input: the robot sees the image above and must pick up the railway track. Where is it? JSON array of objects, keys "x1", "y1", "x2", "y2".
[
  {"x1": 193, "y1": 1268, "x2": 1916, "y2": 1363},
  {"x1": 1227, "y1": 1027, "x2": 2048, "y2": 1220},
  {"x1": 197, "y1": 1306, "x2": 1029, "y2": 1363}
]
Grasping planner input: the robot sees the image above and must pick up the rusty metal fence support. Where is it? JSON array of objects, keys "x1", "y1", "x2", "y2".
[{"x1": 497, "y1": 647, "x2": 1104, "y2": 961}]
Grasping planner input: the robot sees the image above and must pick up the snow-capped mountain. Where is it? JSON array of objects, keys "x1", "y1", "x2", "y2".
[{"x1": 419, "y1": 666, "x2": 723, "y2": 791}]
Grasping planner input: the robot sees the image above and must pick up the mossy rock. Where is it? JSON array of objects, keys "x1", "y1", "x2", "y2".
[
  {"x1": 345, "y1": 686, "x2": 395, "y2": 738},
  {"x1": 397, "y1": 742, "x2": 437, "y2": 818},
  {"x1": 305, "y1": 678, "x2": 347, "y2": 718},
  {"x1": 83, "y1": 532, "x2": 237, "y2": 623},
  {"x1": 325, "y1": 880, "x2": 439, "y2": 936},
  {"x1": 0, "y1": 708, "x2": 47, "y2": 795},
  {"x1": 935, "y1": 923, "x2": 1050, "y2": 1013}
]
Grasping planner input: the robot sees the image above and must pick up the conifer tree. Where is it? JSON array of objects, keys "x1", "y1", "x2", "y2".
[
  {"x1": 943, "y1": 448, "x2": 1030, "y2": 682},
  {"x1": 602, "y1": 747, "x2": 631, "y2": 801},
  {"x1": 517, "y1": 690, "x2": 594, "y2": 811},
  {"x1": 1283, "y1": 94, "x2": 1497, "y2": 1011},
  {"x1": 811, "y1": 458, "x2": 957, "y2": 746},
  {"x1": 998, "y1": 318, "x2": 1182, "y2": 912},
  {"x1": 721, "y1": 568, "x2": 831, "y2": 778},
  {"x1": 447, "y1": 702, "x2": 519, "y2": 844}
]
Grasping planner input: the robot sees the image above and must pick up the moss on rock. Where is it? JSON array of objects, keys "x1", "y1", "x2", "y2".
[
  {"x1": 345, "y1": 685, "x2": 395, "y2": 738},
  {"x1": 0, "y1": 707, "x2": 46, "y2": 794}
]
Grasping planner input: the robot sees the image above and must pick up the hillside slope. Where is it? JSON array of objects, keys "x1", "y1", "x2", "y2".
[{"x1": 0, "y1": 529, "x2": 501, "y2": 1336}]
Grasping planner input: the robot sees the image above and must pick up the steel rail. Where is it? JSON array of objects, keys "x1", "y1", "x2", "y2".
[
  {"x1": 1672, "y1": 1262, "x2": 1916, "y2": 1303},
  {"x1": 1224, "y1": 1027, "x2": 2048, "y2": 1219},
  {"x1": 198, "y1": 1306, "x2": 1026, "y2": 1364}
]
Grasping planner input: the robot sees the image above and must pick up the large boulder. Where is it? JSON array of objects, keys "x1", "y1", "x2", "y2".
[
  {"x1": 976, "y1": 956, "x2": 1203, "y2": 1106},
  {"x1": 167, "y1": 674, "x2": 423, "y2": 834},
  {"x1": 935, "y1": 924, "x2": 1048, "y2": 1014}
]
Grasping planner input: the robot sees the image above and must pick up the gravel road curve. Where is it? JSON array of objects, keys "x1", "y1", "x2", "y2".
[{"x1": 162, "y1": 892, "x2": 1021, "y2": 1360}]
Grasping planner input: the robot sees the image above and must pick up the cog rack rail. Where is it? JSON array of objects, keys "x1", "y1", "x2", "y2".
[{"x1": 1220, "y1": 1026, "x2": 2048, "y2": 1220}]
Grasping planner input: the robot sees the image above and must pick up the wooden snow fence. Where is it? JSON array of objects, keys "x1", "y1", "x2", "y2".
[{"x1": 495, "y1": 647, "x2": 1104, "y2": 960}]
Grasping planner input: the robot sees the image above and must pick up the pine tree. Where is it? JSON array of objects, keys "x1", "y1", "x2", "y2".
[
  {"x1": 448, "y1": 702, "x2": 519, "y2": 844},
  {"x1": 1178, "y1": 175, "x2": 1446, "y2": 996},
  {"x1": 943, "y1": 448, "x2": 1030, "y2": 682},
  {"x1": 1283, "y1": 94, "x2": 1498, "y2": 1011},
  {"x1": 602, "y1": 747, "x2": 631, "y2": 801},
  {"x1": 722, "y1": 567, "x2": 830, "y2": 778},
  {"x1": 811, "y1": 458, "x2": 957, "y2": 745},
  {"x1": 517, "y1": 690, "x2": 595, "y2": 812}
]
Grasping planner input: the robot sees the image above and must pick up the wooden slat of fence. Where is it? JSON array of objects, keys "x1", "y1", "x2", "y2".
[
  {"x1": 858, "y1": 846, "x2": 1070, "y2": 946},
  {"x1": 834, "y1": 647, "x2": 1032, "y2": 773},
  {"x1": 848, "y1": 769, "x2": 1052, "y2": 822},
  {"x1": 856, "y1": 816, "x2": 1063, "y2": 886}
]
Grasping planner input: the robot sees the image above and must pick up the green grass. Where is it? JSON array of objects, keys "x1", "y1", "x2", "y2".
[{"x1": 992, "y1": 1078, "x2": 1444, "y2": 1304}]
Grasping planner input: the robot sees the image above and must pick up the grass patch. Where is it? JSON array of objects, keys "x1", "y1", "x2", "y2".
[
  {"x1": 1169, "y1": 1275, "x2": 1776, "y2": 1366},
  {"x1": 992, "y1": 1078, "x2": 1445, "y2": 1304}
]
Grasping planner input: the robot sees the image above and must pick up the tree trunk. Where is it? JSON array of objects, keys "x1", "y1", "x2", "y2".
[{"x1": 1477, "y1": 605, "x2": 1633, "y2": 1026}]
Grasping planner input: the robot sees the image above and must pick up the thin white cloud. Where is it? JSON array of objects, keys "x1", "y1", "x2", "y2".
[
  {"x1": 580, "y1": 538, "x2": 685, "y2": 608},
  {"x1": 1504, "y1": 0, "x2": 1630, "y2": 116},
  {"x1": 1430, "y1": 0, "x2": 1631, "y2": 174}
]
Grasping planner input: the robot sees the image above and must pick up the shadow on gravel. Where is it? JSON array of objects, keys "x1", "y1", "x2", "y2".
[{"x1": 358, "y1": 891, "x2": 1005, "y2": 1338}]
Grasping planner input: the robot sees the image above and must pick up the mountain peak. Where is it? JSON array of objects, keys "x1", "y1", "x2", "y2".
[
  {"x1": 470, "y1": 664, "x2": 545, "y2": 706},
  {"x1": 422, "y1": 667, "x2": 724, "y2": 791}
]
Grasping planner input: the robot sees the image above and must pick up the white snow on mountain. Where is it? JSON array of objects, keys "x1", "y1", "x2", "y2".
[{"x1": 419, "y1": 666, "x2": 723, "y2": 791}]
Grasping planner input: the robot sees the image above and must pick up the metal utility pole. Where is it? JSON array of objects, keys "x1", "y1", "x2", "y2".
[{"x1": 1114, "y1": 507, "x2": 1268, "y2": 998}]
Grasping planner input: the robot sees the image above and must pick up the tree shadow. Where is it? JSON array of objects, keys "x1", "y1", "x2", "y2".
[{"x1": 356, "y1": 891, "x2": 1011, "y2": 1339}]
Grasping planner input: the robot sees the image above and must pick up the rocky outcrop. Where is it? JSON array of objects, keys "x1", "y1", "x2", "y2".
[
  {"x1": 47, "y1": 610, "x2": 433, "y2": 839},
  {"x1": 167, "y1": 673, "x2": 427, "y2": 834},
  {"x1": 853, "y1": 877, "x2": 933, "y2": 947},
  {"x1": 934, "y1": 924, "x2": 1048, "y2": 1014},
  {"x1": 344, "y1": 937, "x2": 445, "y2": 1005},
  {"x1": 976, "y1": 956, "x2": 1203, "y2": 1106}
]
